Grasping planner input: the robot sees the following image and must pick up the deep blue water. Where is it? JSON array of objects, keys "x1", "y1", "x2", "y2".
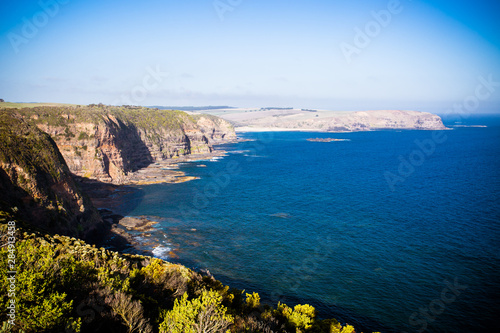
[{"x1": 113, "y1": 115, "x2": 500, "y2": 332}]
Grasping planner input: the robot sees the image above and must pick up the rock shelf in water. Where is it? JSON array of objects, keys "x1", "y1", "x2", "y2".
[{"x1": 307, "y1": 138, "x2": 350, "y2": 142}]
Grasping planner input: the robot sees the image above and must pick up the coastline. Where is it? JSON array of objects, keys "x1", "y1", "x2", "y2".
[
  {"x1": 122, "y1": 150, "x2": 228, "y2": 185},
  {"x1": 235, "y1": 126, "x2": 451, "y2": 133},
  {"x1": 79, "y1": 147, "x2": 235, "y2": 257}
]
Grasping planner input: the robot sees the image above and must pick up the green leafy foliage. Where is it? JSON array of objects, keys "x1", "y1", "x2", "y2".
[
  {"x1": 276, "y1": 302, "x2": 316, "y2": 332},
  {"x1": 0, "y1": 237, "x2": 81, "y2": 332},
  {"x1": 159, "y1": 290, "x2": 233, "y2": 333},
  {"x1": 310, "y1": 319, "x2": 358, "y2": 333},
  {"x1": 245, "y1": 292, "x2": 261, "y2": 310},
  {"x1": 0, "y1": 112, "x2": 67, "y2": 181},
  {"x1": 78, "y1": 132, "x2": 90, "y2": 140}
]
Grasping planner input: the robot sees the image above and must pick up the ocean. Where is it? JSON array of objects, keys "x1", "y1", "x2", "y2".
[{"x1": 111, "y1": 115, "x2": 500, "y2": 332}]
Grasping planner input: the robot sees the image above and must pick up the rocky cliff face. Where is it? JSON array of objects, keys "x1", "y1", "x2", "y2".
[
  {"x1": 0, "y1": 112, "x2": 104, "y2": 239},
  {"x1": 341, "y1": 110, "x2": 447, "y2": 131},
  {"x1": 277, "y1": 110, "x2": 447, "y2": 131},
  {"x1": 10, "y1": 105, "x2": 236, "y2": 184},
  {"x1": 192, "y1": 114, "x2": 238, "y2": 143}
]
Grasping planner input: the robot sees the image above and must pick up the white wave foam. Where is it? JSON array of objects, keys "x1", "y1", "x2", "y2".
[
  {"x1": 243, "y1": 154, "x2": 266, "y2": 158},
  {"x1": 152, "y1": 245, "x2": 172, "y2": 260},
  {"x1": 228, "y1": 150, "x2": 250, "y2": 154}
]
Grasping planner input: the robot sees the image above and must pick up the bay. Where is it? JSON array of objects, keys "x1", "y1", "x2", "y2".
[{"x1": 112, "y1": 115, "x2": 500, "y2": 332}]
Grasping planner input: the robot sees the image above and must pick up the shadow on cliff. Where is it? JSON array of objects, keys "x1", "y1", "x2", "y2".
[
  {"x1": 111, "y1": 121, "x2": 155, "y2": 173},
  {"x1": 99, "y1": 120, "x2": 155, "y2": 179},
  {"x1": 73, "y1": 175, "x2": 147, "y2": 252}
]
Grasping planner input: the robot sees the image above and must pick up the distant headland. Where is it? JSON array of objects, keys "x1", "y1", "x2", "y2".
[{"x1": 185, "y1": 107, "x2": 449, "y2": 132}]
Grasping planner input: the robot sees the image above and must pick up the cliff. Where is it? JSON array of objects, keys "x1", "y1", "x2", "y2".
[
  {"x1": 191, "y1": 113, "x2": 238, "y2": 143},
  {"x1": 0, "y1": 112, "x2": 104, "y2": 239},
  {"x1": 217, "y1": 109, "x2": 448, "y2": 132},
  {"x1": 4, "y1": 105, "x2": 236, "y2": 184}
]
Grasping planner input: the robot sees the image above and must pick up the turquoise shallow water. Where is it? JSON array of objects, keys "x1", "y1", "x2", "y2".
[{"x1": 112, "y1": 115, "x2": 500, "y2": 332}]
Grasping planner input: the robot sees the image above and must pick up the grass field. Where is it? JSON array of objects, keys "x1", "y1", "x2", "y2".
[{"x1": 0, "y1": 102, "x2": 76, "y2": 108}]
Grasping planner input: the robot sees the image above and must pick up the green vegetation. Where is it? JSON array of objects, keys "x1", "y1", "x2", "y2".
[
  {"x1": 0, "y1": 112, "x2": 67, "y2": 183},
  {"x1": 0, "y1": 220, "x2": 366, "y2": 333},
  {"x1": 0, "y1": 104, "x2": 194, "y2": 134},
  {"x1": 78, "y1": 132, "x2": 90, "y2": 140},
  {"x1": 0, "y1": 102, "x2": 76, "y2": 109},
  {"x1": 245, "y1": 292, "x2": 260, "y2": 309},
  {"x1": 275, "y1": 303, "x2": 316, "y2": 331},
  {"x1": 1, "y1": 235, "x2": 82, "y2": 331},
  {"x1": 159, "y1": 290, "x2": 233, "y2": 333},
  {"x1": 0, "y1": 104, "x2": 203, "y2": 152}
]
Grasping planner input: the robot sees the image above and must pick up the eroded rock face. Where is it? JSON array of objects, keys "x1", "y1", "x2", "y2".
[
  {"x1": 16, "y1": 106, "x2": 236, "y2": 184},
  {"x1": 39, "y1": 116, "x2": 158, "y2": 183},
  {"x1": 299, "y1": 110, "x2": 447, "y2": 132},
  {"x1": 193, "y1": 114, "x2": 237, "y2": 143},
  {"x1": 347, "y1": 110, "x2": 448, "y2": 131},
  {"x1": 0, "y1": 113, "x2": 104, "y2": 240}
]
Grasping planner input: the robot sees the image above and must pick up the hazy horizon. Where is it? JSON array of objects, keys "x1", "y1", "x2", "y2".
[{"x1": 1, "y1": 0, "x2": 499, "y2": 114}]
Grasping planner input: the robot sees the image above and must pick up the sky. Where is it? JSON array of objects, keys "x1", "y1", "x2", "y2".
[{"x1": 1, "y1": 0, "x2": 499, "y2": 114}]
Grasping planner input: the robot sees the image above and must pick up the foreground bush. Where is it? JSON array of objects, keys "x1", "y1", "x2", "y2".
[{"x1": 159, "y1": 290, "x2": 233, "y2": 333}]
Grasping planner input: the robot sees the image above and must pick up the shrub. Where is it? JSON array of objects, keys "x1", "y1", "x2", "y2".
[
  {"x1": 328, "y1": 320, "x2": 356, "y2": 333},
  {"x1": 159, "y1": 290, "x2": 233, "y2": 333},
  {"x1": 78, "y1": 132, "x2": 89, "y2": 140},
  {"x1": 245, "y1": 292, "x2": 260, "y2": 310},
  {"x1": 276, "y1": 302, "x2": 316, "y2": 332},
  {"x1": 105, "y1": 289, "x2": 152, "y2": 333},
  {"x1": 0, "y1": 238, "x2": 80, "y2": 332},
  {"x1": 141, "y1": 258, "x2": 166, "y2": 284},
  {"x1": 64, "y1": 127, "x2": 75, "y2": 138}
]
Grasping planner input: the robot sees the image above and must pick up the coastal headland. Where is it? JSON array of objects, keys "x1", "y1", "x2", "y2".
[{"x1": 194, "y1": 107, "x2": 449, "y2": 132}]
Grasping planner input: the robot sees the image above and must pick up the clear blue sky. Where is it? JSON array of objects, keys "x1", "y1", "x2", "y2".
[{"x1": 1, "y1": 0, "x2": 499, "y2": 113}]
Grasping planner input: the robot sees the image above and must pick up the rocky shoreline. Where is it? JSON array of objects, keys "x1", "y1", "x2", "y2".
[
  {"x1": 121, "y1": 150, "x2": 228, "y2": 185},
  {"x1": 96, "y1": 209, "x2": 172, "y2": 257},
  {"x1": 78, "y1": 148, "x2": 232, "y2": 257}
]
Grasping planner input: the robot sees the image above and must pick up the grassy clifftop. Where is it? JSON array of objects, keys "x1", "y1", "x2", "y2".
[
  {"x1": 6, "y1": 104, "x2": 193, "y2": 132},
  {"x1": 0, "y1": 102, "x2": 75, "y2": 109}
]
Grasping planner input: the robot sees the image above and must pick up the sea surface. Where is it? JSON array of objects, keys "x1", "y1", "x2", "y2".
[{"x1": 111, "y1": 115, "x2": 500, "y2": 332}]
